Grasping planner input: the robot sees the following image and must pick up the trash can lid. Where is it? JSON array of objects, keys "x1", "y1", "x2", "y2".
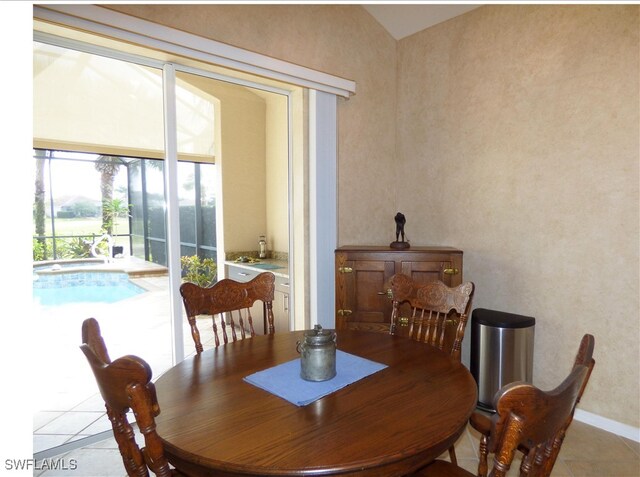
[{"x1": 472, "y1": 308, "x2": 535, "y2": 328}]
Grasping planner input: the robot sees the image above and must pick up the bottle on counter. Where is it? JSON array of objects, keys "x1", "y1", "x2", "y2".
[{"x1": 259, "y1": 235, "x2": 267, "y2": 259}]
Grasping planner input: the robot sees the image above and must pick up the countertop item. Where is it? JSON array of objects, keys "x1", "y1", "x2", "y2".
[{"x1": 155, "y1": 330, "x2": 477, "y2": 476}]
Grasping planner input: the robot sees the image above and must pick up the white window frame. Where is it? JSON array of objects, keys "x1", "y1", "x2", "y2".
[
  {"x1": 34, "y1": 5, "x2": 355, "y2": 359},
  {"x1": 33, "y1": 5, "x2": 355, "y2": 98}
]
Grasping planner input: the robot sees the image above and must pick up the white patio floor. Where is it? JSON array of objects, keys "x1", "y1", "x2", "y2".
[{"x1": 32, "y1": 272, "x2": 208, "y2": 457}]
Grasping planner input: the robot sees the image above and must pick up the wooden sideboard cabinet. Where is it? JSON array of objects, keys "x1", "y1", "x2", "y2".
[{"x1": 335, "y1": 245, "x2": 463, "y2": 332}]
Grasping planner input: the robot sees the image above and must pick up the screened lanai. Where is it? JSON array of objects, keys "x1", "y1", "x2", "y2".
[
  {"x1": 34, "y1": 41, "x2": 218, "y2": 266},
  {"x1": 32, "y1": 37, "x2": 225, "y2": 458}
]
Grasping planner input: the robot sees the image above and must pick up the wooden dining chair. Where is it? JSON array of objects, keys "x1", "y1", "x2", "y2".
[
  {"x1": 180, "y1": 271, "x2": 275, "y2": 353},
  {"x1": 411, "y1": 334, "x2": 594, "y2": 477},
  {"x1": 389, "y1": 274, "x2": 474, "y2": 466},
  {"x1": 80, "y1": 318, "x2": 183, "y2": 477},
  {"x1": 389, "y1": 274, "x2": 475, "y2": 362},
  {"x1": 467, "y1": 333, "x2": 595, "y2": 477}
]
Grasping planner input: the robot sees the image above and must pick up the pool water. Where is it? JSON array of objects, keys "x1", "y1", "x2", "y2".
[{"x1": 33, "y1": 271, "x2": 146, "y2": 306}]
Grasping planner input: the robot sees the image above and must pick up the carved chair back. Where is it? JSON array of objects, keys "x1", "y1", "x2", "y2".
[
  {"x1": 472, "y1": 334, "x2": 595, "y2": 477},
  {"x1": 469, "y1": 334, "x2": 596, "y2": 477},
  {"x1": 413, "y1": 334, "x2": 594, "y2": 477},
  {"x1": 180, "y1": 272, "x2": 275, "y2": 353},
  {"x1": 389, "y1": 274, "x2": 475, "y2": 361},
  {"x1": 480, "y1": 363, "x2": 590, "y2": 477},
  {"x1": 80, "y1": 318, "x2": 175, "y2": 477}
]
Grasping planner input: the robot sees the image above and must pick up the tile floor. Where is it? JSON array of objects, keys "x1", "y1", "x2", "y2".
[
  {"x1": 454, "y1": 419, "x2": 640, "y2": 477},
  {"x1": 33, "y1": 415, "x2": 640, "y2": 476}
]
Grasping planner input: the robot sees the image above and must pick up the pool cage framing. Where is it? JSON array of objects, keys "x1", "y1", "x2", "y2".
[{"x1": 33, "y1": 150, "x2": 217, "y2": 267}]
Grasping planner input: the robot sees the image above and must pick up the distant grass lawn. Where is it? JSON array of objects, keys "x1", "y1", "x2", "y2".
[
  {"x1": 43, "y1": 217, "x2": 129, "y2": 235},
  {"x1": 41, "y1": 217, "x2": 130, "y2": 247}
]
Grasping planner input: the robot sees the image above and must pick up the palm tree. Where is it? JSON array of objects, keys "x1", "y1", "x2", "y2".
[
  {"x1": 94, "y1": 155, "x2": 124, "y2": 235},
  {"x1": 102, "y1": 197, "x2": 131, "y2": 238}
]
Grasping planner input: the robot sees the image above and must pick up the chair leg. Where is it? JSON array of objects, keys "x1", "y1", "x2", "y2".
[
  {"x1": 448, "y1": 445, "x2": 458, "y2": 466},
  {"x1": 478, "y1": 434, "x2": 489, "y2": 477}
]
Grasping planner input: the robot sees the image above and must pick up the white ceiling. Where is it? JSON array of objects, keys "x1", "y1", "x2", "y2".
[{"x1": 363, "y1": 4, "x2": 481, "y2": 40}]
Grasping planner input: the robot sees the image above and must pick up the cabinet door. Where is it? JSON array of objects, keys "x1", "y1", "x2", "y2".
[
  {"x1": 400, "y1": 255, "x2": 462, "y2": 286},
  {"x1": 274, "y1": 276, "x2": 291, "y2": 332},
  {"x1": 227, "y1": 265, "x2": 262, "y2": 283},
  {"x1": 336, "y1": 254, "x2": 395, "y2": 332}
]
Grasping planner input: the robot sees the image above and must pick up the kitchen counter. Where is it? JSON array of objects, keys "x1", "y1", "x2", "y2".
[{"x1": 225, "y1": 259, "x2": 289, "y2": 279}]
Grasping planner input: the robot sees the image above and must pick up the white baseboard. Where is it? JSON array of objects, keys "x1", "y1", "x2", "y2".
[{"x1": 574, "y1": 409, "x2": 640, "y2": 442}]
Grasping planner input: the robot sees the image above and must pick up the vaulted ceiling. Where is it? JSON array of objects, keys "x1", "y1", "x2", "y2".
[{"x1": 362, "y1": 4, "x2": 480, "y2": 40}]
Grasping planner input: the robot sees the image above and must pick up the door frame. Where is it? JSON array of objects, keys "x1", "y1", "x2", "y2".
[{"x1": 34, "y1": 4, "x2": 356, "y2": 353}]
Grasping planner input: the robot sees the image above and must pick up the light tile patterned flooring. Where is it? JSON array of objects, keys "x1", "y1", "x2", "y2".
[
  {"x1": 454, "y1": 420, "x2": 640, "y2": 477},
  {"x1": 32, "y1": 269, "x2": 639, "y2": 476}
]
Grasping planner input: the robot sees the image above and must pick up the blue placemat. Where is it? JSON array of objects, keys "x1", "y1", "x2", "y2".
[{"x1": 244, "y1": 350, "x2": 387, "y2": 406}]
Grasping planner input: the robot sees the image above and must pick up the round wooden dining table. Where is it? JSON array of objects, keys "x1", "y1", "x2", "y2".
[{"x1": 154, "y1": 330, "x2": 477, "y2": 477}]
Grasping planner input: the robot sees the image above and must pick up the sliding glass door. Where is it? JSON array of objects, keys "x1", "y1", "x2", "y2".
[
  {"x1": 32, "y1": 40, "x2": 219, "y2": 456},
  {"x1": 32, "y1": 30, "x2": 294, "y2": 458}
]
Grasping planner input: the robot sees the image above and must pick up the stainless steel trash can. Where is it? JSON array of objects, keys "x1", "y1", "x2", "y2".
[{"x1": 471, "y1": 308, "x2": 535, "y2": 412}]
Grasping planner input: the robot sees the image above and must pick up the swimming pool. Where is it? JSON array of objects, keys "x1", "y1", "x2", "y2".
[
  {"x1": 33, "y1": 270, "x2": 146, "y2": 306},
  {"x1": 33, "y1": 258, "x2": 107, "y2": 273}
]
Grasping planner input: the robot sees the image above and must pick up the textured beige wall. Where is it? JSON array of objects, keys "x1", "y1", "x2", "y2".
[
  {"x1": 106, "y1": 4, "x2": 639, "y2": 427},
  {"x1": 176, "y1": 73, "x2": 288, "y2": 255},
  {"x1": 107, "y1": 4, "x2": 398, "y2": 246},
  {"x1": 196, "y1": 77, "x2": 267, "y2": 253},
  {"x1": 265, "y1": 93, "x2": 290, "y2": 256},
  {"x1": 397, "y1": 5, "x2": 639, "y2": 427}
]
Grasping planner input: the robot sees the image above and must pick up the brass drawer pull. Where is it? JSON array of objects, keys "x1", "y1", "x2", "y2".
[
  {"x1": 398, "y1": 317, "x2": 409, "y2": 327},
  {"x1": 443, "y1": 268, "x2": 459, "y2": 275},
  {"x1": 377, "y1": 289, "x2": 393, "y2": 299},
  {"x1": 338, "y1": 266, "x2": 353, "y2": 273},
  {"x1": 337, "y1": 309, "x2": 353, "y2": 316}
]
